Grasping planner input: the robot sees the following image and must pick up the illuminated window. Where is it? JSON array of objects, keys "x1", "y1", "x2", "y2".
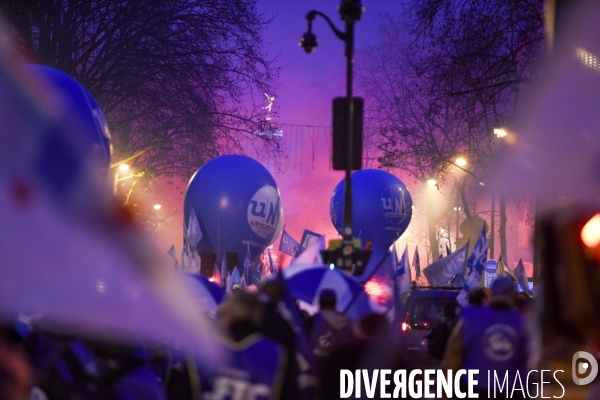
[{"x1": 576, "y1": 47, "x2": 600, "y2": 73}]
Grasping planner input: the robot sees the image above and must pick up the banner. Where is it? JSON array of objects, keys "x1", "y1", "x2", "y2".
[
  {"x1": 278, "y1": 229, "x2": 302, "y2": 256},
  {"x1": 300, "y1": 229, "x2": 322, "y2": 249}
]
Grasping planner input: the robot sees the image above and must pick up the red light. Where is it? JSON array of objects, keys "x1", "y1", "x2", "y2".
[{"x1": 364, "y1": 278, "x2": 391, "y2": 305}]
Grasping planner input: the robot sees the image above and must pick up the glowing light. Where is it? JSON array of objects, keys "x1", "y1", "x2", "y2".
[
  {"x1": 364, "y1": 278, "x2": 390, "y2": 305},
  {"x1": 329, "y1": 263, "x2": 335, "y2": 270},
  {"x1": 119, "y1": 163, "x2": 130, "y2": 171},
  {"x1": 576, "y1": 47, "x2": 600, "y2": 73},
  {"x1": 494, "y1": 128, "x2": 508, "y2": 138},
  {"x1": 581, "y1": 213, "x2": 600, "y2": 248},
  {"x1": 208, "y1": 277, "x2": 215, "y2": 282},
  {"x1": 455, "y1": 156, "x2": 467, "y2": 167},
  {"x1": 153, "y1": 204, "x2": 161, "y2": 210},
  {"x1": 427, "y1": 178, "x2": 437, "y2": 186},
  {"x1": 479, "y1": 182, "x2": 485, "y2": 186},
  {"x1": 401, "y1": 313, "x2": 409, "y2": 332},
  {"x1": 453, "y1": 206, "x2": 462, "y2": 211}
]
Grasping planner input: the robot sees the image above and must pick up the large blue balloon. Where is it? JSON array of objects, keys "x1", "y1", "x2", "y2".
[
  {"x1": 184, "y1": 155, "x2": 284, "y2": 265},
  {"x1": 330, "y1": 169, "x2": 413, "y2": 255},
  {"x1": 27, "y1": 65, "x2": 112, "y2": 168}
]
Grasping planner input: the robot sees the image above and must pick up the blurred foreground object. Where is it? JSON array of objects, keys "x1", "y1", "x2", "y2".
[
  {"x1": 26, "y1": 64, "x2": 112, "y2": 170},
  {"x1": 490, "y1": 0, "x2": 600, "y2": 203},
  {"x1": 537, "y1": 205, "x2": 600, "y2": 344},
  {"x1": 0, "y1": 21, "x2": 219, "y2": 361}
]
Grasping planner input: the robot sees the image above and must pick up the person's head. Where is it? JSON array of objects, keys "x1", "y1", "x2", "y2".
[
  {"x1": 468, "y1": 287, "x2": 491, "y2": 306},
  {"x1": 356, "y1": 313, "x2": 389, "y2": 339},
  {"x1": 490, "y1": 277, "x2": 517, "y2": 305},
  {"x1": 216, "y1": 291, "x2": 262, "y2": 332},
  {"x1": 260, "y1": 279, "x2": 285, "y2": 304},
  {"x1": 319, "y1": 289, "x2": 337, "y2": 311}
]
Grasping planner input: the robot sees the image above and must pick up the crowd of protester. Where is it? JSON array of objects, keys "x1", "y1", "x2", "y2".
[{"x1": 0, "y1": 274, "x2": 543, "y2": 400}]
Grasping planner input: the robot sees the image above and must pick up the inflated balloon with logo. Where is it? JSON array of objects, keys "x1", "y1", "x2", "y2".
[
  {"x1": 330, "y1": 169, "x2": 412, "y2": 255},
  {"x1": 27, "y1": 65, "x2": 112, "y2": 169},
  {"x1": 184, "y1": 155, "x2": 283, "y2": 264}
]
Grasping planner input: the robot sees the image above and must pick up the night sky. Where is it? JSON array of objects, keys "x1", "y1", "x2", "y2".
[{"x1": 253, "y1": 0, "x2": 404, "y2": 243}]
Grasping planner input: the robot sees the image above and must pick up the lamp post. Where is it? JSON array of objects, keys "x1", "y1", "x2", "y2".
[
  {"x1": 300, "y1": 0, "x2": 364, "y2": 269},
  {"x1": 453, "y1": 155, "x2": 467, "y2": 250}
]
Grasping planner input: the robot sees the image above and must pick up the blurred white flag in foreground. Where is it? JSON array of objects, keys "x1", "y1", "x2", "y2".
[{"x1": 0, "y1": 22, "x2": 220, "y2": 361}]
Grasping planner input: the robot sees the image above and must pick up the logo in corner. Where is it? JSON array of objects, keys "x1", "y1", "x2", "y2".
[{"x1": 572, "y1": 351, "x2": 598, "y2": 385}]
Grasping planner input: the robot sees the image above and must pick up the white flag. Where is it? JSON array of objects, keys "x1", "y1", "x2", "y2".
[
  {"x1": 188, "y1": 209, "x2": 203, "y2": 250},
  {"x1": 167, "y1": 245, "x2": 179, "y2": 270}
]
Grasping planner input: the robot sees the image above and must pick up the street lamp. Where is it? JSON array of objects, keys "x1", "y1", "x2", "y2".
[
  {"x1": 153, "y1": 204, "x2": 162, "y2": 211},
  {"x1": 455, "y1": 155, "x2": 468, "y2": 168},
  {"x1": 427, "y1": 178, "x2": 437, "y2": 186},
  {"x1": 494, "y1": 128, "x2": 508, "y2": 138},
  {"x1": 119, "y1": 163, "x2": 130, "y2": 172},
  {"x1": 301, "y1": 0, "x2": 365, "y2": 272}
]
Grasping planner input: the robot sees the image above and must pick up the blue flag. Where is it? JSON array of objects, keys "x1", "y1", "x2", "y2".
[
  {"x1": 513, "y1": 259, "x2": 531, "y2": 295},
  {"x1": 457, "y1": 224, "x2": 488, "y2": 306},
  {"x1": 243, "y1": 243, "x2": 252, "y2": 283},
  {"x1": 251, "y1": 265, "x2": 262, "y2": 286},
  {"x1": 423, "y1": 242, "x2": 469, "y2": 286},
  {"x1": 278, "y1": 229, "x2": 302, "y2": 256},
  {"x1": 230, "y1": 266, "x2": 241, "y2": 286},
  {"x1": 395, "y1": 246, "x2": 411, "y2": 295},
  {"x1": 267, "y1": 249, "x2": 277, "y2": 275}
]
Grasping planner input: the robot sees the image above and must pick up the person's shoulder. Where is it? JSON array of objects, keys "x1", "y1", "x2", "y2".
[{"x1": 460, "y1": 305, "x2": 484, "y2": 319}]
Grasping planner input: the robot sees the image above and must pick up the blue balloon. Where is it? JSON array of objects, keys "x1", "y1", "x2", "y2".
[
  {"x1": 27, "y1": 65, "x2": 112, "y2": 168},
  {"x1": 184, "y1": 155, "x2": 284, "y2": 265},
  {"x1": 330, "y1": 169, "x2": 413, "y2": 254}
]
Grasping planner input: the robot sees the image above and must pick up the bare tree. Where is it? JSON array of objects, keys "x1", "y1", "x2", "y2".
[
  {"x1": 358, "y1": 0, "x2": 544, "y2": 261},
  {"x1": 1, "y1": 0, "x2": 281, "y2": 179}
]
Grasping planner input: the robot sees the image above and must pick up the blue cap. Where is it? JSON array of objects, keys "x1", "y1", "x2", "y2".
[{"x1": 491, "y1": 276, "x2": 516, "y2": 297}]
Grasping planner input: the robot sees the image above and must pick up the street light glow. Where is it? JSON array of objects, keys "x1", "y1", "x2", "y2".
[
  {"x1": 153, "y1": 204, "x2": 161, "y2": 210},
  {"x1": 119, "y1": 163, "x2": 130, "y2": 171},
  {"x1": 427, "y1": 178, "x2": 437, "y2": 186},
  {"x1": 455, "y1": 156, "x2": 468, "y2": 167},
  {"x1": 581, "y1": 213, "x2": 600, "y2": 248},
  {"x1": 453, "y1": 206, "x2": 462, "y2": 211},
  {"x1": 494, "y1": 128, "x2": 508, "y2": 138}
]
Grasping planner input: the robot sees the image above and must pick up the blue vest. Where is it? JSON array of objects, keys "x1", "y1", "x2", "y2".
[
  {"x1": 199, "y1": 334, "x2": 286, "y2": 400},
  {"x1": 460, "y1": 306, "x2": 528, "y2": 390},
  {"x1": 309, "y1": 312, "x2": 352, "y2": 359}
]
